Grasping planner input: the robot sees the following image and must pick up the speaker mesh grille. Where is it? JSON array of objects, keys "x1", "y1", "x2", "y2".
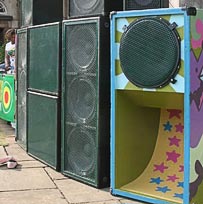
[
  {"x1": 66, "y1": 23, "x2": 97, "y2": 73},
  {"x1": 67, "y1": 77, "x2": 96, "y2": 124},
  {"x1": 66, "y1": 127, "x2": 96, "y2": 178},
  {"x1": 21, "y1": 0, "x2": 32, "y2": 27},
  {"x1": 70, "y1": 0, "x2": 103, "y2": 17},
  {"x1": 17, "y1": 31, "x2": 27, "y2": 145},
  {"x1": 125, "y1": 0, "x2": 160, "y2": 10},
  {"x1": 119, "y1": 17, "x2": 180, "y2": 88},
  {"x1": 64, "y1": 20, "x2": 98, "y2": 182}
]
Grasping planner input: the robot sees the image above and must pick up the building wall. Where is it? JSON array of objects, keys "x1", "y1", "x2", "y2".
[{"x1": 0, "y1": 0, "x2": 19, "y2": 29}]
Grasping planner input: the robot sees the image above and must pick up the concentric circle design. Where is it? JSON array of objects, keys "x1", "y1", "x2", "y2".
[
  {"x1": 67, "y1": 25, "x2": 97, "y2": 72},
  {"x1": 67, "y1": 77, "x2": 96, "y2": 124},
  {"x1": 67, "y1": 127, "x2": 96, "y2": 177},
  {"x1": 2, "y1": 81, "x2": 13, "y2": 114},
  {"x1": 119, "y1": 17, "x2": 180, "y2": 88}
]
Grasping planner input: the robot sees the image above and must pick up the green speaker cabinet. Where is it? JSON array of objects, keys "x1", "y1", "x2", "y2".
[
  {"x1": 61, "y1": 16, "x2": 110, "y2": 188},
  {"x1": 111, "y1": 7, "x2": 203, "y2": 204},
  {"x1": 27, "y1": 22, "x2": 62, "y2": 170},
  {"x1": 27, "y1": 91, "x2": 60, "y2": 169},
  {"x1": 20, "y1": 0, "x2": 63, "y2": 27},
  {"x1": 16, "y1": 28, "x2": 27, "y2": 149},
  {"x1": 28, "y1": 22, "x2": 61, "y2": 94}
]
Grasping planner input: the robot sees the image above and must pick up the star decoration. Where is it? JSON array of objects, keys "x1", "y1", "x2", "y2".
[
  {"x1": 175, "y1": 123, "x2": 184, "y2": 133},
  {"x1": 163, "y1": 121, "x2": 172, "y2": 132},
  {"x1": 174, "y1": 193, "x2": 183, "y2": 199},
  {"x1": 179, "y1": 165, "x2": 184, "y2": 172},
  {"x1": 177, "y1": 182, "x2": 184, "y2": 188},
  {"x1": 150, "y1": 177, "x2": 164, "y2": 185},
  {"x1": 168, "y1": 136, "x2": 181, "y2": 147},
  {"x1": 156, "y1": 186, "x2": 171, "y2": 193},
  {"x1": 167, "y1": 109, "x2": 182, "y2": 119},
  {"x1": 154, "y1": 162, "x2": 168, "y2": 173},
  {"x1": 167, "y1": 174, "x2": 179, "y2": 182},
  {"x1": 166, "y1": 150, "x2": 181, "y2": 163}
]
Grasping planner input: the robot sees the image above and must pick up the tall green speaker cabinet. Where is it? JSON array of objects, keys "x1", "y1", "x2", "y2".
[
  {"x1": 61, "y1": 16, "x2": 110, "y2": 188},
  {"x1": 16, "y1": 28, "x2": 28, "y2": 149},
  {"x1": 111, "y1": 7, "x2": 203, "y2": 204},
  {"x1": 27, "y1": 22, "x2": 61, "y2": 170}
]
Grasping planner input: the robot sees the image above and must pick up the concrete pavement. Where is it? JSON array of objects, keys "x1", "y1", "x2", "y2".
[{"x1": 0, "y1": 119, "x2": 145, "y2": 204}]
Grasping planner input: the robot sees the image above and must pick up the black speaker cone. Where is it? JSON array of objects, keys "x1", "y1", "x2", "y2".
[
  {"x1": 67, "y1": 127, "x2": 96, "y2": 176},
  {"x1": 119, "y1": 17, "x2": 180, "y2": 88},
  {"x1": 67, "y1": 77, "x2": 96, "y2": 124},
  {"x1": 67, "y1": 24, "x2": 97, "y2": 72},
  {"x1": 70, "y1": 0, "x2": 103, "y2": 16}
]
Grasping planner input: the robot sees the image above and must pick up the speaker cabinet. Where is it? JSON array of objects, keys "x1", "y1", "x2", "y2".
[
  {"x1": 124, "y1": 0, "x2": 169, "y2": 10},
  {"x1": 20, "y1": 0, "x2": 63, "y2": 27},
  {"x1": 16, "y1": 28, "x2": 28, "y2": 149},
  {"x1": 27, "y1": 91, "x2": 60, "y2": 169},
  {"x1": 27, "y1": 23, "x2": 62, "y2": 170},
  {"x1": 111, "y1": 7, "x2": 203, "y2": 204},
  {"x1": 28, "y1": 22, "x2": 61, "y2": 94},
  {"x1": 61, "y1": 16, "x2": 110, "y2": 188},
  {"x1": 66, "y1": 0, "x2": 123, "y2": 18}
]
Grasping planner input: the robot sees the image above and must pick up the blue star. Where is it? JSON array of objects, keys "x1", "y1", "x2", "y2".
[
  {"x1": 163, "y1": 121, "x2": 172, "y2": 131},
  {"x1": 156, "y1": 186, "x2": 171, "y2": 193},
  {"x1": 150, "y1": 177, "x2": 164, "y2": 185},
  {"x1": 177, "y1": 182, "x2": 184, "y2": 188},
  {"x1": 174, "y1": 193, "x2": 183, "y2": 199}
]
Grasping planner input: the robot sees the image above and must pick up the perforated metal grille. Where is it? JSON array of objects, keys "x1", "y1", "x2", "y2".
[
  {"x1": 70, "y1": 0, "x2": 103, "y2": 17},
  {"x1": 67, "y1": 77, "x2": 96, "y2": 124},
  {"x1": 17, "y1": 31, "x2": 27, "y2": 145},
  {"x1": 66, "y1": 23, "x2": 97, "y2": 73},
  {"x1": 21, "y1": 0, "x2": 32, "y2": 26},
  {"x1": 119, "y1": 17, "x2": 180, "y2": 88},
  {"x1": 125, "y1": 0, "x2": 160, "y2": 10},
  {"x1": 66, "y1": 127, "x2": 96, "y2": 179},
  {"x1": 64, "y1": 20, "x2": 98, "y2": 183}
]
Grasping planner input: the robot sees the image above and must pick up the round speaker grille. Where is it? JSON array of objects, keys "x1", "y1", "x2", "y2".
[
  {"x1": 126, "y1": 0, "x2": 159, "y2": 10},
  {"x1": 134, "y1": 0, "x2": 154, "y2": 6},
  {"x1": 67, "y1": 128, "x2": 96, "y2": 176},
  {"x1": 119, "y1": 17, "x2": 180, "y2": 88},
  {"x1": 73, "y1": 0, "x2": 101, "y2": 14},
  {"x1": 68, "y1": 25, "x2": 96, "y2": 72},
  {"x1": 68, "y1": 77, "x2": 96, "y2": 124}
]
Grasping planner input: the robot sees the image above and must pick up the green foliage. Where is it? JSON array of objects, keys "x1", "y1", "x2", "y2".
[{"x1": 0, "y1": 41, "x2": 6, "y2": 64}]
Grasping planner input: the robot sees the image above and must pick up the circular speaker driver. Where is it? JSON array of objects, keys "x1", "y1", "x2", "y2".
[
  {"x1": 67, "y1": 77, "x2": 96, "y2": 124},
  {"x1": 68, "y1": 24, "x2": 96, "y2": 72},
  {"x1": 67, "y1": 127, "x2": 96, "y2": 177},
  {"x1": 119, "y1": 17, "x2": 180, "y2": 88},
  {"x1": 73, "y1": 0, "x2": 101, "y2": 14}
]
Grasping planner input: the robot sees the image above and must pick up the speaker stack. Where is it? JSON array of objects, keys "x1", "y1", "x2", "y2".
[
  {"x1": 61, "y1": 0, "x2": 122, "y2": 188},
  {"x1": 16, "y1": 28, "x2": 27, "y2": 149},
  {"x1": 124, "y1": 0, "x2": 169, "y2": 10},
  {"x1": 16, "y1": 1, "x2": 63, "y2": 168},
  {"x1": 110, "y1": 6, "x2": 203, "y2": 204},
  {"x1": 20, "y1": 0, "x2": 63, "y2": 27}
]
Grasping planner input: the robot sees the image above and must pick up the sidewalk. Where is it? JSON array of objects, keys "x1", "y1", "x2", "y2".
[{"x1": 0, "y1": 119, "x2": 145, "y2": 204}]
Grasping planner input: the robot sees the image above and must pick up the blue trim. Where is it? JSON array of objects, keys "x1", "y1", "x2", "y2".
[
  {"x1": 112, "y1": 8, "x2": 185, "y2": 18},
  {"x1": 110, "y1": 14, "x2": 116, "y2": 190},
  {"x1": 183, "y1": 12, "x2": 190, "y2": 204},
  {"x1": 112, "y1": 189, "x2": 176, "y2": 204},
  {"x1": 110, "y1": 8, "x2": 190, "y2": 204}
]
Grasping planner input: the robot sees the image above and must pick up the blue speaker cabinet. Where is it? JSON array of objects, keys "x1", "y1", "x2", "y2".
[{"x1": 111, "y1": 7, "x2": 203, "y2": 204}]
